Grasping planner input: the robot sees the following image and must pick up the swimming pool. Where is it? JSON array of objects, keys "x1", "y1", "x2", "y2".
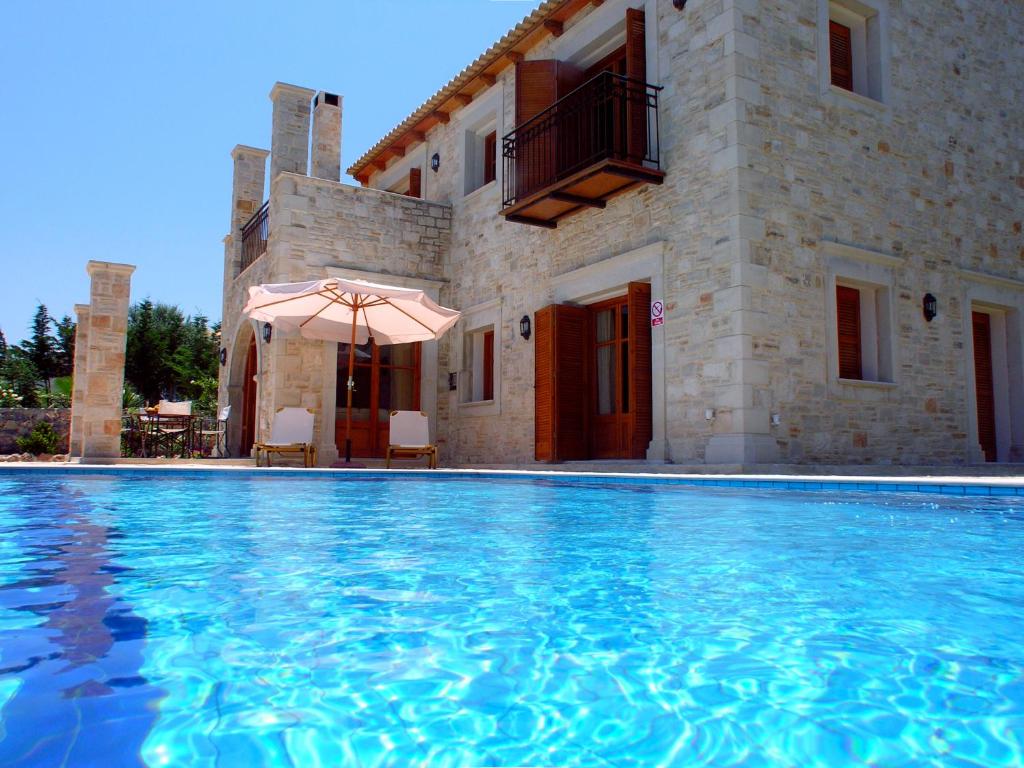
[{"x1": 1, "y1": 469, "x2": 1022, "y2": 767}]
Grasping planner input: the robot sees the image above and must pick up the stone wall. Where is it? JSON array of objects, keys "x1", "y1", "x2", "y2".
[{"x1": 0, "y1": 408, "x2": 71, "y2": 454}]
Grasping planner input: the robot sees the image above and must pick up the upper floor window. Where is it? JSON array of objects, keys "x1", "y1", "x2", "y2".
[
  {"x1": 464, "y1": 121, "x2": 498, "y2": 196},
  {"x1": 821, "y1": 0, "x2": 889, "y2": 105}
]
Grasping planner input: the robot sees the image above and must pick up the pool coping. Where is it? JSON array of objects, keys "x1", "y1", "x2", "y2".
[{"x1": 2, "y1": 463, "x2": 1023, "y2": 496}]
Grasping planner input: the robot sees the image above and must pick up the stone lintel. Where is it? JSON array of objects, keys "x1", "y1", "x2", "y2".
[
  {"x1": 231, "y1": 144, "x2": 270, "y2": 160},
  {"x1": 270, "y1": 82, "x2": 316, "y2": 102},
  {"x1": 86, "y1": 260, "x2": 136, "y2": 277}
]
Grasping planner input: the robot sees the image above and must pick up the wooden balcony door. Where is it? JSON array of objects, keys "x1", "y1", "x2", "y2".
[
  {"x1": 336, "y1": 341, "x2": 421, "y2": 458},
  {"x1": 240, "y1": 335, "x2": 257, "y2": 457}
]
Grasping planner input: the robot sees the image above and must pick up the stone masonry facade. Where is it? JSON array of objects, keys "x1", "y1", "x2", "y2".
[{"x1": 219, "y1": 0, "x2": 1023, "y2": 467}]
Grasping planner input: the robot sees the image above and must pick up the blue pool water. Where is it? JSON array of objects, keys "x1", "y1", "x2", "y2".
[{"x1": 0, "y1": 471, "x2": 1022, "y2": 767}]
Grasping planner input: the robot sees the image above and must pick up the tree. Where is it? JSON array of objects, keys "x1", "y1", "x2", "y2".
[
  {"x1": 0, "y1": 346, "x2": 41, "y2": 407},
  {"x1": 124, "y1": 300, "x2": 220, "y2": 411},
  {"x1": 0, "y1": 329, "x2": 7, "y2": 367},
  {"x1": 54, "y1": 315, "x2": 76, "y2": 377},
  {"x1": 22, "y1": 304, "x2": 59, "y2": 392}
]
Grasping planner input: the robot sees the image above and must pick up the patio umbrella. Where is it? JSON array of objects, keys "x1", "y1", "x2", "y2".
[{"x1": 244, "y1": 277, "x2": 461, "y2": 465}]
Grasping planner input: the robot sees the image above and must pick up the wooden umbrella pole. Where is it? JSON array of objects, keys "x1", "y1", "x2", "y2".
[{"x1": 344, "y1": 295, "x2": 359, "y2": 463}]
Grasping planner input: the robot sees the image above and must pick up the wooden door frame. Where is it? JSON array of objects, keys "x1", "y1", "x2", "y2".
[
  {"x1": 240, "y1": 335, "x2": 258, "y2": 458},
  {"x1": 588, "y1": 294, "x2": 631, "y2": 459}
]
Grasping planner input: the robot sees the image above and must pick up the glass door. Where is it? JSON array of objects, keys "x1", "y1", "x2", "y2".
[
  {"x1": 590, "y1": 296, "x2": 630, "y2": 458},
  {"x1": 336, "y1": 341, "x2": 421, "y2": 458}
]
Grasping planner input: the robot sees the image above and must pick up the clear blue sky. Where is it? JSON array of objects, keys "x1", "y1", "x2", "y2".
[{"x1": 0, "y1": 0, "x2": 541, "y2": 344}]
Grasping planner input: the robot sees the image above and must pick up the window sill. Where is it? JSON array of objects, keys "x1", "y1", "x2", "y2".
[
  {"x1": 462, "y1": 180, "x2": 497, "y2": 203},
  {"x1": 837, "y1": 377, "x2": 897, "y2": 388},
  {"x1": 460, "y1": 398, "x2": 496, "y2": 408},
  {"x1": 824, "y1": 84, "x2": 889, "y2": 115}
]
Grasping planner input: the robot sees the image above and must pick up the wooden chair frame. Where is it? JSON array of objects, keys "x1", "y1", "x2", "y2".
[
  {"x1": 254, "y1": 407, "x2": 317, "y2": 468},
  {"x1": 385, "y1": 410, "x2": 438, "y2": 469}
]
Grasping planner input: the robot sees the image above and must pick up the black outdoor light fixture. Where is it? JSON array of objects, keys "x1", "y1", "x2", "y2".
[
  {"x1": 219, "y1": 347, "x2": 227, "y2": 366},
  {"x1": 672, "y1": 0, "x2": 688, "y2": 8},
  {"x1": 520, "y1": 314, "x2": 532, "y2": 341},
  {"x1": 262, "y1": 323, "x2": 273, "y2": 343},
  {"x1": 431, "y1": 153, "x2": 441, "y2": 173},
  {"x1": 923, "y1": 293, "x2": 938, "y2": 322}
]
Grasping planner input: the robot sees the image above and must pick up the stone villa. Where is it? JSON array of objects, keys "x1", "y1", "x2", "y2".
[{"x1": 218, "y1": 0, "x2": 1023, "y2": 467}]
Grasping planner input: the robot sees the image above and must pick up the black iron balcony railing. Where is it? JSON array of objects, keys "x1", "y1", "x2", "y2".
[
  {"x1": 502, "y1": 71, "x2": 662, "y2": 209},
  {"x1": 239, "y1": 201, "x2": 269, "y2": 274}
]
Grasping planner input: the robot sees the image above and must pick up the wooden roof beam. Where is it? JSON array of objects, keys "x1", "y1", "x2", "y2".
[
  {"x1": 479, "y1": 73, "x2": 496, "y2": 87},
  {"x1": 432, "y1": 111, "x2": 451, "y2": 124},
  {"x1": 506, "y1": 50, "x2": 524, "y2": 64},
  {"x1": 452, "y1": 93, "x2": 473, "y2": 106},
  {"x1": 388, "y1": 145, "x2": 405, "y2": 158},
  {"x1": 409, "y1": 131, "x2": 426, "y2": 144},
  {"x1": 544, "y1": 19, "x2": 564, "y2": 37}
]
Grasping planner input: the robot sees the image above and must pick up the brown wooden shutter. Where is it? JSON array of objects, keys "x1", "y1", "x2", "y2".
[
  {"x1": 483, "y1": 131, "x2": 497, "y2": 185},
  {"x1": 972, "y1": 311, "x2": 997, "y2": 462},
  {"x1": 836, "y1": 285, "x2": 862, "y2": 380},
  {"x1": 534, "y1": 304, "x2": 589, "y2": 462},
  {"x1": 829, "y1": 20, "x2": 854, "y2": 91},
  {"x1": 625, "y1": 8, "x2": 647, "y2": 163},
  {"x1": 407, "y1": 167, "x2": 421, "y2": 199},
  {"x1": 515, "y1": 60, "x2": 558, "y2": 126},
  {"x1": 483, "y1": 329, "x2": 494, "y2": 401},
  {"x1": 627, "y1": 282, "x2": 652, "y2": 459}
]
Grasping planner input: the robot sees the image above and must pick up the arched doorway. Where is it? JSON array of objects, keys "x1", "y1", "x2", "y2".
[{"x1": 240, "y1": 335, "x2": 258, "y2": 457}]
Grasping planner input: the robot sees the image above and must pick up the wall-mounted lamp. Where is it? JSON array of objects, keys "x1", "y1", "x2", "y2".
[
  {"x1": 704, "y1": 408, "x2": 716, "y2": 421},
  {"x1": 923, "y1": 293, "x2": 937, "y2": 322},
  {"x1": 519, "y1": 314, "x2": 532, "y2": 341},
  {"x1": 672, "y1": 0, "x2": 688, "y2": 8},
  {"x1": 431, "y1": 153, "x2": 441, "y2": 173},
  {"x1": 219, "y1": 347, "x2": 227, "y2": 366},
  {"x1": 262, "y1": 323, "x2": 273, "y2": 343},
  {"x1": 448, "y1": 372, "x2": 458, "y2": 391},
  {"x1": 771, "y1": 413, "x2": 781, "y2": 426}
]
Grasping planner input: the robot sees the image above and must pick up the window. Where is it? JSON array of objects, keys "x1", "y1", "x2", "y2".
[
  {"x1": 820, "y1": 0, "x2": 889, "y2": 104},
  {"x1": 388, "y1": 167, "x2": 421, "y2": 198},
  {"x1": 464, "y1": 122, "x2": 498, "y2": 195},
  {"x1": 461, "y1": 326, "x2": 496, "y2": 403},
  {"x1": 834, "y1": 280, "x2": 892, "y2": 383},
  {"x1": 456, "y1": 298, "x2": 502, "y2": 414}
]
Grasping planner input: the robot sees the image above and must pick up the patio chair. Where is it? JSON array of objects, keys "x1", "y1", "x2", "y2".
[
  {"x1": 385, "y1": 410, "x2": 437, "y2": 469},
  {"x1": 198, "y1": 405, "x2": 231, "y2": 457},
  {"x1": 254, "y1": 407, "x2": 317, "y2": 467},
  {"x1": 151, "y1": 400, "x2": 193, "y2": 457}
]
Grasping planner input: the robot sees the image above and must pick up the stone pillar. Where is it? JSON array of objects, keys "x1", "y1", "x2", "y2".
[
  {"x1": 68, "y1": 303, "x2": 91, "y2": 457},
  {"x1": 311, "y1": 91, "x2": 342, "y2": 181},
  {"x1": 269, "y1": 82, "x2": 315, "y2": 181},
  {"x1": 223, "y1": 144, "x2": 269, "y2": 283},
  {"x1": 80, "y1": 261, "x2": 135, "y2": 459}
]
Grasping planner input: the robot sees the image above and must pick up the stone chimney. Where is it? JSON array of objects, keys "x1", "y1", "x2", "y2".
[
  {"x1": 311, "y1": 91, "x2": 342, "y2": 181},
  {"x1": 230, "y1": 145, "x2": 269, "y2": 234},
  {"x1": 269, "y1": 82, "x2": 315, "y2": 180}
]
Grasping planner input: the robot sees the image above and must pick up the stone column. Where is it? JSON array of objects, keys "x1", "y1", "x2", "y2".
[
  {"x1": 269, "y1": 82, "x2": 315, "y2": 181},
  {"x1": 311, "y1": 91, "x2": 342, "y2": 181},
  {"x1": 224, "y1": 145, "x2": 269, "y2": 279},
  {"x1": 81, "y1": 261, "x2": 135, "y2": 459},
  {"x1": 68, "y1": 303, "x2": 91, "y2": 457}
]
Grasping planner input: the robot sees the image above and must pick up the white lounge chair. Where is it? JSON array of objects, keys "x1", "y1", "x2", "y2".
[
  {"x1": 254, "y1": 407, "x2": 317, "y2": 467},
  {"x1": 385, "y1": 410, "x2": 437, "y2": 469}
]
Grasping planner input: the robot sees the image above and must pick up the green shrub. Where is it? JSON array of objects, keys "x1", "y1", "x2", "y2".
[{"x1": 16, "y1": 421, "x2": 60, "y2": 455}]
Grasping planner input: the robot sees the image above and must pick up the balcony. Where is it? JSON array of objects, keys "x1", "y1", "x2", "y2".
[
  {"x1": 501, "y1": 72, "x2": 664, "y2": 228},
  {"x1": 239, "y1": 201, "x2": 269, "y2": 274}
]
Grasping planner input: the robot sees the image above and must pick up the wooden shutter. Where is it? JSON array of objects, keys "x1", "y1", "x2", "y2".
[
  {"x1": 515, "y1": 60, "x2": 558, "y2": 126},
  {"x1": 972, "y1": 311, "x2": 997, "y2": 462},
  {"x1": 240, "y1": 335, "x2": 257, "y2": 457},
  {"x1": 836, "y1": 285, "x2": 862, "y2": 380},
  {"x1": 534, "y1": 304, "x2": 589, "y2": 462},
  {"x1": 483, "y1": 330, "x2": 494, "y2": 401},
  {"x1": 829, "y1": 20, "x2": 854, "y2": 91},
  {"x1": 407, "y1": 167, "x2": 421, "y2": 199},
  {"x1": 625, "y1": 8, "x2": 647, "y2": 163},
  {"x1": 483, "y1": 131, "x2": 497, "y2": 185},
  {"x1": 628, "y1": 282, "x2": 652, "y2": 459}
]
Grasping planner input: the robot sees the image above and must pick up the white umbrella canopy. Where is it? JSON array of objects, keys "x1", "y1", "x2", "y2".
[
  {"x1": 244, "y1": 278, "x2": 461, "y2": 344},
  {"x1": 243, "y1": 277, "x2": 461, "y2": 466}
]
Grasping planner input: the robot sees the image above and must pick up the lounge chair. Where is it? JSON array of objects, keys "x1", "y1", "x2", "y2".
[
  {"x1": 254, "y1": 407, "x2": 317, "y2": 467},
  {"x1": 385, "y1": 410, "x2": 437, "y2": 469}
]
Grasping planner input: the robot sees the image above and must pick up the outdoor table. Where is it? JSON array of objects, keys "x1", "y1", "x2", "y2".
[{"x1": 132, "y1": 413, "x2": 200, "y2": 458}]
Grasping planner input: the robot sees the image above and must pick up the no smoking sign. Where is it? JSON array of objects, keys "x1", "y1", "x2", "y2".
[{"x1": 650, "y1": 300, "x2": 664, "y2": 327}]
